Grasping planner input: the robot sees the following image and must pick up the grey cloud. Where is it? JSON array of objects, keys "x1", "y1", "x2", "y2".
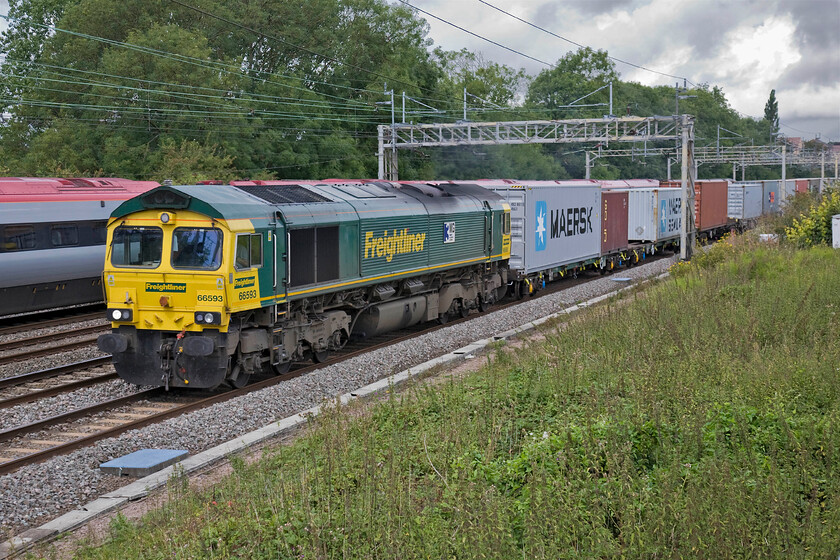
[
  {"x1": 774, "y1": 0, "x2": 840, "y2": 89},
  {"x1": 542, "y1": 0, "x2": 641, "y2": 16},
  {"x1": 777, "y1": 50, "x2": 840, "y2": 89}
]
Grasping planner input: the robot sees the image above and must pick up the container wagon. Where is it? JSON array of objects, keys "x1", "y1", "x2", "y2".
[{"x1": 471, "y1": 179, "x2": 603, "y2": 297}]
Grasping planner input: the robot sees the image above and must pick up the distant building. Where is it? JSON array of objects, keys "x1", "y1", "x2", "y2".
[{"x1": 784, "y1": 136, "x2": 803, "y2": 154}]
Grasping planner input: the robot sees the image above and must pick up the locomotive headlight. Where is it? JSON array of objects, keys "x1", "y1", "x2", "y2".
[
  {"x1": 108, "y1": 309, "x2": 133, "y2": 322},
  {"x1": 159, "y1": 212, "x2": 175, "y2": 225},
  {"x1": 194, "y1": 312, "x2": 221, "y2": 325}
]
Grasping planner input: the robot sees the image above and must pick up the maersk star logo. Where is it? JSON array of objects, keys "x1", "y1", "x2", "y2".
[
  {"x1": 660, "y1": 200, "x2": 667, "y2": 234},
  {"x1": 535, "y1": 200, "x2": 547, "y2": 251}
]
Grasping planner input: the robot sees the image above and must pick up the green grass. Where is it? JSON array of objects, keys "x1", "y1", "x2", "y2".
[{"x1": 64, "y1": 241, "x2": 840, "y2": 559}]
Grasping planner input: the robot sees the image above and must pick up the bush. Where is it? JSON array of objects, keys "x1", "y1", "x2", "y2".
[{"x1": 784, "y1": 186, "x2": 840, "y2": 247}]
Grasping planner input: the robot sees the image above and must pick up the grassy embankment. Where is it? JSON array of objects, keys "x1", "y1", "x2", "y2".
[{"x1": 69, "y1": 239, "x2": 840, "y2": 559}]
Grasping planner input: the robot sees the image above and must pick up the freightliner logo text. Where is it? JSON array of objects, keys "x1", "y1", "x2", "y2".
[
  {"x1": 234, "y1": 276, "x2": 256, "y2": 289},
  {"x1": 145, "y1": 282, "x2": 187, "y2": 293},
  {"x1": 364, "y1": 229, "x2": 426, "y2": 262}
]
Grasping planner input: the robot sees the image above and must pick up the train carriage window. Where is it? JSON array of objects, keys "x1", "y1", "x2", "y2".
[
  {"x1": 172, "y1": 228, "x2": 223, "y2": 270},
  {"x1": 50, "y1": 224, "x2": 79, "y2": 247},
  {"x1": 1, "y1": 226, "x2": 34, "y2": 251},
  {"x1": 2, "y1": 225, "x2": 36, "y2": 251},
  {"x1": 234, "y1": 233, "x2": 263, "y2": 270},
  {"x1": 111, "y1": 226, "x2": 163, "y2": 268}
]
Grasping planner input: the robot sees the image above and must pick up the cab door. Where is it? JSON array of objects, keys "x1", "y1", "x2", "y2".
[
  {"x1": 483, "y1": 201, "x2": 495, "y2": 257},
  {"x1": 273, "y1": 211, "x2": 288, "y2": 304}
]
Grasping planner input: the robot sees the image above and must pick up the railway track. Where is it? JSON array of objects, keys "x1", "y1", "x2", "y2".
[
  {"x1": 0, "y1": 357, "x2": 116, "y2": 409},
  {"x1": 0, "y1": 307, "x2": 104, "y2": 337},
  {"x1": 0, "y1": 325, "x2": 108, "y2": 366},
  {"x1": 0, "y1": 299, "x2": 505, "y2": 475}
]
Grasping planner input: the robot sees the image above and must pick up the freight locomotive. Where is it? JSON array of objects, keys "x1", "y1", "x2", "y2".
[
  {"x1": 0, "y1": 177, "x2": 160, "y2": 316},
  {"x1": 97, "y1": 180, "x2": 511, "y2": 389},
  {"x1": 96, "y1": 176, "x2": 815, "y2": 390}
]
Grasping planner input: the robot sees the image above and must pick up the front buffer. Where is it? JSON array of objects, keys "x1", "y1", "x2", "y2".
[{"x1": 98, "y1": 326, "x2": 230, "y2": 389}]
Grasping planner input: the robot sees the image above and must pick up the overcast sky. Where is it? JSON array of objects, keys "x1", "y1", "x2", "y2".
[
  {"x1": 412, "y1": 0, "x2": 840, "y2": 142},
  {"x1": 0, "y1": 0, "x2": 837, "y2": 141}
]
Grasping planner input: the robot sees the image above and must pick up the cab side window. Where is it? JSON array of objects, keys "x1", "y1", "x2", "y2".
[{"x1": 235, "y1": 233, "x2": 263, "y2": 270}]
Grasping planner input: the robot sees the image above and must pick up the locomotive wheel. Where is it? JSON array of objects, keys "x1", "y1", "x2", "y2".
[
  {"x1": 459, "y1": 299, "x2": 470, "y2": 318},
  {"x1": 272, "y1": 361, "x2": 292, "y2": 375},
  {"x1": 438, "y1": 311, "x2": 449, "y2": 324},
  {"x1": 313, "y1": 349, "x2": 330, "y2": 363},
  {"x1": 478, "y1": 295, "x2": 488, "y2": 313}
]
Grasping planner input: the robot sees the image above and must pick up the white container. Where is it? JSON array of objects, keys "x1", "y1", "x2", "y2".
[
  {"x1": 833, "y1": 215, "x2": 840, "y2": 249},
  {"x1": 624, "y1": 187, "x2": 682, "y2": 242},
  {"x1": 727, "y1": 182, "x2": 763, "y2": 219},
  {"x1": 476, "y1": 180, "x2": 602, "y2": 273}
]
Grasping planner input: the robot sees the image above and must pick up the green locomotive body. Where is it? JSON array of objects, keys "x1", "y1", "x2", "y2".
[{"x1": 98, "y1": 181, "x2": 511, "y2": 389}]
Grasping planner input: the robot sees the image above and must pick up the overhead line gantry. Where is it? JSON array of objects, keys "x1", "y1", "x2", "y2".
[{"x1": 377, "y1": 115, "x2": 697, "y2": 259}]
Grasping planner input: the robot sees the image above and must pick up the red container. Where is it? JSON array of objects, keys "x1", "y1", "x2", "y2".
[
  {"x1": 601, "y1": 190, "x2": 629, "y2": 253},
  {"x1": 694, "y1": 180, "x2": 728, "y2": 232}
]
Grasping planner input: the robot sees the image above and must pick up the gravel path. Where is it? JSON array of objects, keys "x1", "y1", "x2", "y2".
[{"x1": 0, "y1": 256, "x2": 676, "y2": 535}]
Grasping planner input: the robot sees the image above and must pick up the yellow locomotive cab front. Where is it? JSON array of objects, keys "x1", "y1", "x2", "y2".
[
  {"x1": 101, "y1": 208, "x2": 231, "y2": 333},
  {"x1": 97, "y1": 207, "x2": 257, "y2": 389}
]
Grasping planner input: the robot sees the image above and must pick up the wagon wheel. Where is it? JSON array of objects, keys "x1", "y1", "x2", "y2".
[
  {"x1": 271, "y1": 360, "x2": 292, "y2": 375},
  {"x1": 437, "y1": 312, "x2": 449, "y2": 325},
  {"x1": 312, "y1": 348, "x2": 330, "y2": 363},
  {"x1": 228, "y1": 364, "x2": 250, "y2": 389}
]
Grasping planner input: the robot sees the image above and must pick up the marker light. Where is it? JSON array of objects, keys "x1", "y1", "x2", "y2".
[
  {"x1": 160, "y1": 212, "x2": 171, "y2": 224},
  {"x1": 108, "y1": 309, "x2": 133, "y2": 322}
]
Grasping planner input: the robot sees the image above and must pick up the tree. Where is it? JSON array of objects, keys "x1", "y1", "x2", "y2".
[
  {"x1": 764, "y1": 89, "x2": 779, "y2": 138},
  {"x1": 526, "y1": 47, "x2": 619, "y2": 119}
]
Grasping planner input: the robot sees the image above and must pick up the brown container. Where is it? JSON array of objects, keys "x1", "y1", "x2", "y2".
[
  {"x1": 601, "y1": 190, "x2": 629, "y2": 254},
  {"x1": 694, "y1": 180, "x2": 728, "y2": 232},
  {"x1": 796, "y1": 179, "x2": 809, "y2": 193}
]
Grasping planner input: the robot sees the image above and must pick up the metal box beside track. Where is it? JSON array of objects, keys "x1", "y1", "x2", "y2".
[
  {"x1": 624, "y1": 187, "x2": 682, "y2": 243},
  {"x1": 727, "y1": 182, "x2": 763, "y2": 220},
  {"x1": 476, "y1": 180, "x2": 601, "y2": 274}
]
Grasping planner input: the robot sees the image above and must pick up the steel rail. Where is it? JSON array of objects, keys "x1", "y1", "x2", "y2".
[
  {"x1": 0, "y1": 324, "x2": 108, "y2": 352},
  {"x1": 0, "y1": 309, "x2": 104, "y2": 336},
  {"x1": 0, "y1": 372, "x2": 119, "y2": 409},
  {"x1": 0, "y1": 357, "x2": 113, "y2": 391},
  {"x1": 0, "y1": 337, "x2": 101, "y2": 366}
]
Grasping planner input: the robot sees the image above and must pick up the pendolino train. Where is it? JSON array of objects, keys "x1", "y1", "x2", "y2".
[
  {"x1": 96, "y1": 177, "x2": 799, "y2": 390},
  {"x1": 0, "y1": 177, "x2": 159, "y2": 316}
]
